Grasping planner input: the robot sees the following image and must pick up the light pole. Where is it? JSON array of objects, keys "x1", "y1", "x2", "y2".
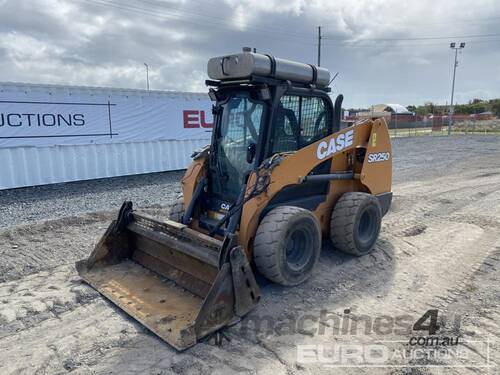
[
  {"x1": 144, "y1": 63, "x2": 150, "y2": 91},
  {"x1": 448, "y1": 42, "x2": 465, "y2": 135}
]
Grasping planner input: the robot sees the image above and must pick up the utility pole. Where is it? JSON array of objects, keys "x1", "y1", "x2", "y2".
[
  {"x1": 448, "y1": 42, "x2": 465, "y2": 135},
  {"x1": 144, "y1": 63, "x2": 150, "y2": 91},
  {"x1": 317, "y1": 26, "x2": 322, "y2": 66}
]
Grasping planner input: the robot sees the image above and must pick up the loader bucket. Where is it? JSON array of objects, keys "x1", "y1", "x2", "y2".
[{"x1": 76, "y1": 201, "x2": 260, "y2": 351}]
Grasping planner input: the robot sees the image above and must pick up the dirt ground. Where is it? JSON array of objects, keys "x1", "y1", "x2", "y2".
[{"x1": 0, "y1": 135, "x2": 499, "y2": 374}]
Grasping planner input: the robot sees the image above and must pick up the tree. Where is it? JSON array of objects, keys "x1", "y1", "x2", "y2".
[
  {"x1": 469, "y1": 98, "x2": 483, "y2": 105},
  {"x1": 491, "y1": 101, "x2": 500, "y2": 117}
]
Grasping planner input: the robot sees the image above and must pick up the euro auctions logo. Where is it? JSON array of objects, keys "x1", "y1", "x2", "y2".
[
  {"x1": 183, "y1": 110, "x2": 213, "y2": 129},
  {"x1": 296, "y1": 341, "x2": 492, "y2": 369}
]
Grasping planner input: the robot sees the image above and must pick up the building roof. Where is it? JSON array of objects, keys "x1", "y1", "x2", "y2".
[
  {"x1": 372, "y1": 103, "x2": 412, "y2": 114},
  {"x1": 0, "y1": 81, "x2": 207, "y2": 100}
]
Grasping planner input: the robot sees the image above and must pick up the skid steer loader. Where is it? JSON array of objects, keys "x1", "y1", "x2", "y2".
[{"x1": 77, "y1": 49, "x2": 392, "y2": 351}]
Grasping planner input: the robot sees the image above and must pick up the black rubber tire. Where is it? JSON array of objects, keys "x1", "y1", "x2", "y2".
[
  {"x1": 330, "y1": 192, "x2": 382, "y2": 256},
  {"x1": 167, "y1": 196, "x2": 184, "y2": 223},
  {"x1": 253, "y1": 206, "x2": 321, "y2": 286}
]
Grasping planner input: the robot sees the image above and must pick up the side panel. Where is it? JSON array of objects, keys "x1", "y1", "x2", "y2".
[
  {"x1": 360, "y1": 119, "x2": 393, "y2": 194},
  {"x1": 239, "y1": 119, "x2": 392, "y2": 255}
]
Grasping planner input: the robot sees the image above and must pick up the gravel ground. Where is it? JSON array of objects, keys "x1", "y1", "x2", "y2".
[
  {"x1": 0, "y1": 171, "x2": 184, "y2": 228},
  {"x1": 1, "y1": 135, "x2": 498, "y2": 228},
  {"x1": 0, "y1": 134, "x2": 499, "y2": 374}
]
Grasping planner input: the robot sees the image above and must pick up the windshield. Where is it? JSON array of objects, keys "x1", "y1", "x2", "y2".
[{"x1": 210, "y1": 92, "x2": 264, "y2": 202}]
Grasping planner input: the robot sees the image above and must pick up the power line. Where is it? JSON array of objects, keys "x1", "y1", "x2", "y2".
[
  {"x1": 138, "y1": 0, "x2": 500, "y2": 30},
  {"x1": 356, "y1": 13, "x2": 500, "y2": 27},
  {"x1": 323, "y1": 38, "x2": 500, "y2": 48},
  {"x1": 322, "y1": 32, "x2": 500, "y2": 42},
  {"x1": 80, "y1": 0, "x2": 314, "y2": 42},
  {"x1": 136, "y1": 0, "x2": 312, "y2": 39},
  {"x1": 77, "y1": 0, "x2": 500, "y2": 50}
]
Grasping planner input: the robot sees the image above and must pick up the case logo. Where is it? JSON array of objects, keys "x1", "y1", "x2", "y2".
[{"x1": 316, "y1": 129, "x2": 354, "y2": 160}]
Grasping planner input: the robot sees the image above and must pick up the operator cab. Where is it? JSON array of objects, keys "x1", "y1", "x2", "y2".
[{"x1": 194, "y1": 49, "x2": 343, "y2": 235}]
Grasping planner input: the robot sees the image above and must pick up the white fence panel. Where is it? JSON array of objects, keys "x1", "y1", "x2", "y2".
[
  {"x1": 0, "y1": 139, "x2": 209, "y2": 190},
  {"x1": 0, "y1": 82, "x2": 213, "y2": 190}
]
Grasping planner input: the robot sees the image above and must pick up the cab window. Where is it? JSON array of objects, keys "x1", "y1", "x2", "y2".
[{"x1": 272, "y1": 95, "x2": 332, "y2": 153}]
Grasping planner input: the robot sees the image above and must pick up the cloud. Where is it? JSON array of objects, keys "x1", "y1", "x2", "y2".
[{"x1": 0, "y1": 0, "x2": 499, "y2": 107}]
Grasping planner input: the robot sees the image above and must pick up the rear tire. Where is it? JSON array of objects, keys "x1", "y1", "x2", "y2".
[
  {"x1": 330, "y1": 192, "x2": 382, "y2": 256},
  {"x1": 168, "y1": 196, "x2": 184, "y2": 223},
  {"x1": 253, "y1": 206, "x2": 321, "y2": 286}
]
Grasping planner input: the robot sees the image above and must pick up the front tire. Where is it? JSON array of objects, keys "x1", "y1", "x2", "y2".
[
  {"x1": 330, "y1": 192, "x2": 382, "y2": 256},
  {"x1": 253, "y1": 206, "x2": 321, "y2": 286}
]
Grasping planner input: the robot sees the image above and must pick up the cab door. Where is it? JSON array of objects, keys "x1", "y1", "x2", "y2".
[{"x1": 264, "y1": 93, "x2": 334, "y2": 211}]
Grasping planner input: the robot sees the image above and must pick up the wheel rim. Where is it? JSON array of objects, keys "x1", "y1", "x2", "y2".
[
  {"x1": 357, "y1": 206, "x2": 377, "y2": 244},
  {"x1": 285, "y1": 228, "x2": 312, "y2": 272}
]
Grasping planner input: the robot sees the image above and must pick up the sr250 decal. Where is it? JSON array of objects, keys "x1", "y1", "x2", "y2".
[{"x1": 367, "y1": 152, "x2": 390, "y2": 163}]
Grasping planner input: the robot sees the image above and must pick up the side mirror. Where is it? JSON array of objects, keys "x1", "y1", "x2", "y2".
[{"x1": 246, "y1": 142, "x2": 256, "y2": 164}]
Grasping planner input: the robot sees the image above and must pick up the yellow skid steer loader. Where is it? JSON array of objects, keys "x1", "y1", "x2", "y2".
[{"x1": 77, "y1": 49, "x2": 392, "y2": 350}]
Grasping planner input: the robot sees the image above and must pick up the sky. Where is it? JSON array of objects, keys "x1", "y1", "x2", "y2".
[{"x1": 0, "y1": 0, "x2": 499, "y2": 108}]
